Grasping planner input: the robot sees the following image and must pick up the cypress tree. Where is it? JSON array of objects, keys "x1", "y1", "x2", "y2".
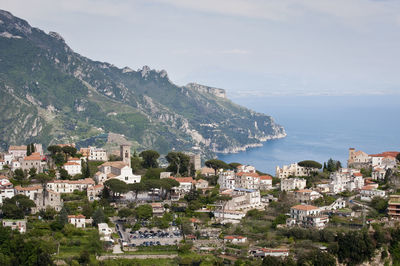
[{"x1": 27, "y1": 144, "x2": 31, "y2": 156}]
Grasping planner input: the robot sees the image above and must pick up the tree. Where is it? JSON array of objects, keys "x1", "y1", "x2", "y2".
[
  {"x1": 92, "y1": 208, "x2": 105, "y2": 226},
  {"x1": 28, "y1": 167, "x2": 37, "y2": 179},
  {"x1": 298, "y1": 160, "x2": 322, "y2": 176},
  {"x1": 370, "y1": 197, "x2": 388, "y2": 214},
  {"x1": 205, "y1": 159, "x2": 229, "y2": 175},
  {"x1": 27, "y1": 144, "x2": 31, "y2": 156},
  {"x1": 144, "y1": 168, "x2": 163, "y2": 179},
  {"x1": 30, "y1": 143, "x2": 35, "y2": 153},
  {"x1": 58, "y1": 206, "x2": 68, "y2": 226},
  {"x1": 81, "y1": 159, "x2": 91, "y2": 178},
  {"x1": 104, "y1": 179, "x2": 128, "y2": 200},
  {"x1": 135, "y1": 204, "x2": 153, "y2": 220},
  {"x1": 118, "y1": 208, "x2": 134, "y2": 218},
  {"x1": 2, "y1": 195, "x2": 35, "y2": 218},
  {"x1": 228, "y1": 162, "x2": 242, "y2": 170},
  {"x1": 128, "y1": 182, "x2": 146, "y2": 200},
  {"x1": 166, "y1": 152, "x2": 190, "y2": 176},
  {"x1": 139, "y1": 150, "x2": 160, "y2": 168},
  {"x1": 159, "y1": 178, "x2": 179, "y2": 199},
  {"x1": 39, "y1": 207, "x2": 57, "y2": 220},
  {"x1": 61, "y1": 146, "x2": 77, "y2": 159},
  {"x1": 13, "y1": 168, "x2": 27, "y2": 182},
  {"x1": 47, "y1": 145, "x2": 62, "y2": 156},
  {"x1": 397, "y1": 153, "x2": 400, "y2": 162}
]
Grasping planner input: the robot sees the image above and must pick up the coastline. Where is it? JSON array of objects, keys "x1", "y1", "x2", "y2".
[{"x1": 214, "y1": 132, "x2": 287, "y2": 154}]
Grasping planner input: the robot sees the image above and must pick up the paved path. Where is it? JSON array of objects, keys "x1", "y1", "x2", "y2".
[{"x1": 97, "y1": 254, "x2": 178, "y2": 260}]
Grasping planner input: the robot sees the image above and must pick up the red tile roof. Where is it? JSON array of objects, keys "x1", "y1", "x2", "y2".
[
  {"x1": 9, "y1": 145, "x2": 26, "y2": 151},
  {"x1": 370, "y1": 151, "x2": 399, "y2": 157},
  {"x1": 68, "y1": 214, "x2": 86, "y2": 219},
  {"x1": 15, "y1": 185, "x2": 42, "y2": 191},
  {"x1": 236, "y1": 172, "x2": 259, "y2": 177},
  {"x1": 170, "y1": 177, "x2": 195, "y2": 184},
  {"x1": 64, "y1": 162, "x2": 80, "y2": 166},
  {"x1": 24, "y1": 152, "x2": 41, "y2": 161},
  {"x1": 291, "y1": 204, "x2": 319, "y2": 211},
  {"x1": 259, "y1": 175, "x2": 272, "y2": 180},
  {"x1": 353, "y1": 173, "x2": 363, "y2": 177}
]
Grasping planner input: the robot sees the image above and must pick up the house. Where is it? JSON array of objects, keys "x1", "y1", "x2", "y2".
[
  {"x1": 169, "y1": 177, "x2": 196, "y2": 196},
  {"x1": 360, "y1": 185, "x2": 386, "y2": 202},
  {"x1": 2, "y1": 219, "x2": 27, "y2": 233},
  {"x1": 200, "y1": 167, "x2": 215, "y2": 177},
  {"x1": 33, "y1": 189, "x2": 63, "y2": 212},
  {"x1": 213, "y1": 210, "x2": 246, "y2": 223},
  {"x1": 80, "y1": 146, "x2": 108, "y2": 161},
  {"x1": 259, "y1": 175, "x2": 273, "y2": 190},
  {"x1": 87, "y1": 184, "x2": 104, "y2": 201},
  {"x1": 11, "y1": 160, "x2": 21, "y2": 171},
  {"x1": 98, "y1": 223, "x2": 112, "y2": 242},
  {"x1": 150, "y1": 202, "x2": 166, "y2": 217},
  {"x1": 3, "y1": 154, "x2": 13, "y2": 165},
  {"x1": 294, "y1": 189, "x2": 322, "y2": 203},
  {"x1": 370, "y1": 151, "x2": 399, "y2": 168},
  {"x1": 348, "y1": 148, "x2": 370, "y2": 168},
  {"x1": 95, "y1": 161, "x2": 141, "y2": 184},
  {"x1": 236, "y1": 165, "x2": 256, "y2": 173},
  {"x1": 372, "y1": 168, "x2": 386, "y2": 180},
  {"x1": 252, "y1": 248, "x2": 289, "y2": 258},
  {"x1": 47, "y1": 178, "x2": 95, "y2": 193},
  {"x1": 160, "y1": 172, "x2": 172, "y2": 179},
  {"x1": 223, "y1": 188, "x2": 261, "y2": 211},
  {"x1": 276, "y1": 163, "x2": 315, "y2": 178},
  {"x1": 0, "y1": 177, "x2": 15, "y2": 203},
  {"x1": 281, "y1": 178, "x2": 306, "y2": 191},
  {"x1": 288, "y1": 204, "x2": 329, "y2": 229},
  {"x1": 218, "y1": 170, "x2": 236, "y2": 190},
  {"x1": 0, "y1": 159, "x2": 4, "y2": 170},
  {"x1": 321, "y1": 198, "x2": 346, "y2": 211},
  {"x1": 388, "y1": 195, "x2": 400, "y2": 220},
  {"x1": 8, "y1": 145, "x2": 27, "y2": 159},
  {"x1": 68, "y1": 214, "x2": 88, "y2": 228},
  {"x1": 14, "y1": 185, "x2": 42, "y2": 200},
  {"x1": 235, "y1": 172, "x2": 260, "y2": 190},
  {"x1": 329, "y1": 168, "x2": 364, "y2": 193},
  {"x1": 195, "y1": 179, "x2": 209, "y2": 189},
  {"x1": 224, "y1": 235, "x2": 247, "y2": 244},
  {"x1": 20, "y1": 152, "x2": 43, "y2": 173},
  {"x1": 63, "y1": 161, "x2": 81, "y2": 176}
]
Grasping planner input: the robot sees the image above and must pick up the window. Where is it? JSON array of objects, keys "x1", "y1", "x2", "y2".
[{"x1": 125, "y1": 176, "x2": 128, "y2": 181}]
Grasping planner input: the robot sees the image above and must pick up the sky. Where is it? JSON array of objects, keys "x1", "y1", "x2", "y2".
[{"x1": 2, "y1": 0, "x2": 400, "y2": 98}]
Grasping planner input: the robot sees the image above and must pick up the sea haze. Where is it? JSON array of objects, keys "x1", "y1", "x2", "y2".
[{"x1": 217, "y1": 94, "x2": 400, "y2": 175}]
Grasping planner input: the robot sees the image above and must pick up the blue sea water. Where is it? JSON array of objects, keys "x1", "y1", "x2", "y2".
[{"x1": 217, "y1": 94, "x2": 400, "y2": 175}]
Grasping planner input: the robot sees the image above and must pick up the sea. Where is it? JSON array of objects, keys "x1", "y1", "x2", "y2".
[{"x1": 217, "y1": 94, "x2": 400, "y2": 175}]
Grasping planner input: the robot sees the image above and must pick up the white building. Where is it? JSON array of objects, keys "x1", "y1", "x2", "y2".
[
  {"x1": 47, "y1": 178, "x2": 95, "y2": 193},
  {"x1": 259, "y1": 175, "x2": 273, "y2": 190},
  {"x1": 281, "y1": 178, "x2": 307, "y2": 191},
  {"x1": 0, "y1": 159, "x2": 4, "y2": 170},
  {"x1": 252, "y1": 248, "x2": 289, "y2": 258},
  {"x1": 224, "y1": 235, "x2": 247, "y2": 244},
  {"x1": 236, "y1": 164, "x2": 256, "y2": 173},
  {"x1": 223, "y1": 188, "x2": 261, "y2": 211},
  {"x1": 195, "y1": 179, "x2": 209, "y2": 189},
  {"x1": 360, "y1": 185, "x2": 386, "y2": 202},
  {"x1": 372, "y1": 168, "x2": 386, "y2": 181},
  {"x1": 235, "y1": 172, "x2": 260, "y2": 190},
  {"x1": 294, "y1": 189, "x2": 322, "y2": 203},
  {"x1": 98, "y1": 223, "x2": 112, "y2": 242},
  {"x1": 14, "y1": 185, "x2": 42, "y2": 200},
  {"x1": 329, "y1": 168, "x2": 364, "y2": 193},
  {"x1": 8, "y1": 145, "x2": 27, "y2": 159},
  {"x1": 63, "y1": 161, "x2": 81, "y2": 176},
  {"x1": 95, "y1": 161, "x2": 141, "y2": 184},
  {"x1": 169, "y1": 177, "x2": 196, "y2": 198},
  {"x1": 68, "y1": 214, "x2": 88, "y2": 228},
  {"x1": 0, "y1": 177, "x2": 15, "y2": 203},
  {"x1": 2, "y1": 219, "x2": 26, "y2": 233},
  {"x1": 80, "y1": 147, "x2": 108, "y2": 161},
  {"x1": 288, "y1": 204, "x2": 328, "y2": 229},
  {"x1": 218, "y1": 170, "x2": 236, "y2": 190},
  {"x1": 87, "y1": 184, "x2": 104, "y2": 201},
  {"x1": 276, "y1": 163, "x2": 315, "y2": 179}
]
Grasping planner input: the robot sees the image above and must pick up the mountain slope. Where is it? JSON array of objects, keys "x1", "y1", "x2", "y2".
[{"x1": 0, "y1": 10, "x2": 285, "y2": 156}]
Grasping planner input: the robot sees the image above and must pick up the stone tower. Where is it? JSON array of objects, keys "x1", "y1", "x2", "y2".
[
  {"x1": 348, "y1": 148, "x2": 355, "y2": 167},
  {"x1": 120, "y1": 144, "x2": 131, "y2": 167}
]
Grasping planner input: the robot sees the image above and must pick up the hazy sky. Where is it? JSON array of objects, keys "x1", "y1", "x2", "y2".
[{"x1": 2, "y1": 0, "x2": 400, "y2": 97}]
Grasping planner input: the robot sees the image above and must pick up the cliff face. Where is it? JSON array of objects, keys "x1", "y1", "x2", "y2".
[{"x1": 0, "y1": 10, "x2": 286, "y2": 156}]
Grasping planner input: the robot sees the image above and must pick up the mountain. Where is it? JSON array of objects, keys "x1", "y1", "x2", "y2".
[{"x1": 0, "y1": 10, "x2": 286, "y2": 156}]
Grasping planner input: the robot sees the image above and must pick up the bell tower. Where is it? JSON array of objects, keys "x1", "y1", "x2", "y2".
[{"x1": 120, "y1": 144, "x2": 131, "y2": 167}]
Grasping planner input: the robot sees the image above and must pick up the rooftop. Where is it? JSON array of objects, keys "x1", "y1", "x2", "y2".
[{"x1": 291, "y1": 204, "x2": 319, "y2": 211}]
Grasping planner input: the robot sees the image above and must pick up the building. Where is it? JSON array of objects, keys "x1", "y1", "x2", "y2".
[
  {"x1": 68, "y1": 215, "x2": 88, "y2": 228},
  {"x1": 370, "y1": 151, "x2": 399, "y2": 168},
  {"x1": 360, "y1": 185, "x2": 386, "y2": 202},
  {"x1": 80, "y1": 146, "x2": 108, "y2": 161},
  {"x1": 218, "y1": 170, "x2": 236, "y2": 190},
  {"x1": 288, "y1": 204, "x2": 329, "y2": 229},
  {"x1": 213, "y1": 210, "x2": 246, "y2": 223},
  {"x1": 14, "y1": 185, "x2": 42, "y2": 200},
  {"x1": 294, "y1": 189, "x2": 322, "y2": 203},
  {"x1": 0, "y1": 176, "x2": 15, "y2": 203},
  {"x1": 95, "y1": 161, "x2": 140, "y2": 184},
  {"x1": 235, "y1": 172, "x2": 260, "y2": 190},
  {"x1": 348, "y1": 148, "x2": 370, "y2": 168},
  {"x1": 276, "y1": 163, "x2": 314, "y2": 178},
  {"x1": 188, "y1": 154, "x2": 201, "y2": 171},
  {"x1": 223, "y1": 188, "x2": 261, "y2": 211},
  {"x1": 160, "y1": 172, "x2": 172, "y2": 179},
  {"x1": 2, "y1": 219, "x2": 26, "y2": 233},
  {"x1": 195, "y1": 179, "x2": 209, "y2": 189},
  {"x1": 252, "y1": 248, "x2": 289, "y2": 258},
  {"x1": 120, "y1": 144, "x2": 131, "y2": 167},
  {"x1": 21, "y1": 152, "x2": 43, "y2": 173},
  {"x1": 281, "y1": 178, "x2": 307, "y2": 191},
  {"x1": 169, "y1": 177, "x2": 196, "y2": 198},
  {"x1": 236, "y1": 165, "x2": 256, "y2": 173},
  {"x1": 0, "y1": 159, "x2": 4, "y2": 170},
  {"x1": 200, "y1": 167, "x2": 215, "y2": 177},
  {"x1": 47, "y1": 178, "x2": 95, "y2": 193},
  {"x1": 8, "y1": 145, "x2": 27, "y2": 159},
  {"x1": 150, "y1": 202, "x2": 166, "y2": 217},
  {"x1": 259, "y1": 175, "x2": 273, "y2": 190},
  {"x1": 87, "y1": 184, "x2": 104, "y2": 201},
  {"x1": 98, "y1": 223, "x2": 112, "y2": 242},
  {"x1": 33, "y1": 189, "x2": 63, "y2": 212},
  {"x1": 329, "y1": 168, "x2": 364, "y2": 193},
  {"x1": 388, "y1": 195, "x2": 400, "y2": 220},
  {"x1": 224, "y1": 235, "x2": 247, "y2": 244},
  {"x1": 63, "y1": 161, "x2": 81, "y2": 176},
  {"x1": 372, "y1": 168, "x2": 386, "y2": 181}
]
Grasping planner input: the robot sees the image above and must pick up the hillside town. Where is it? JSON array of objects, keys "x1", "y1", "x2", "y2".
[{"x1": 0, "y1": 143, "x2": 400, "y2": 265}]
